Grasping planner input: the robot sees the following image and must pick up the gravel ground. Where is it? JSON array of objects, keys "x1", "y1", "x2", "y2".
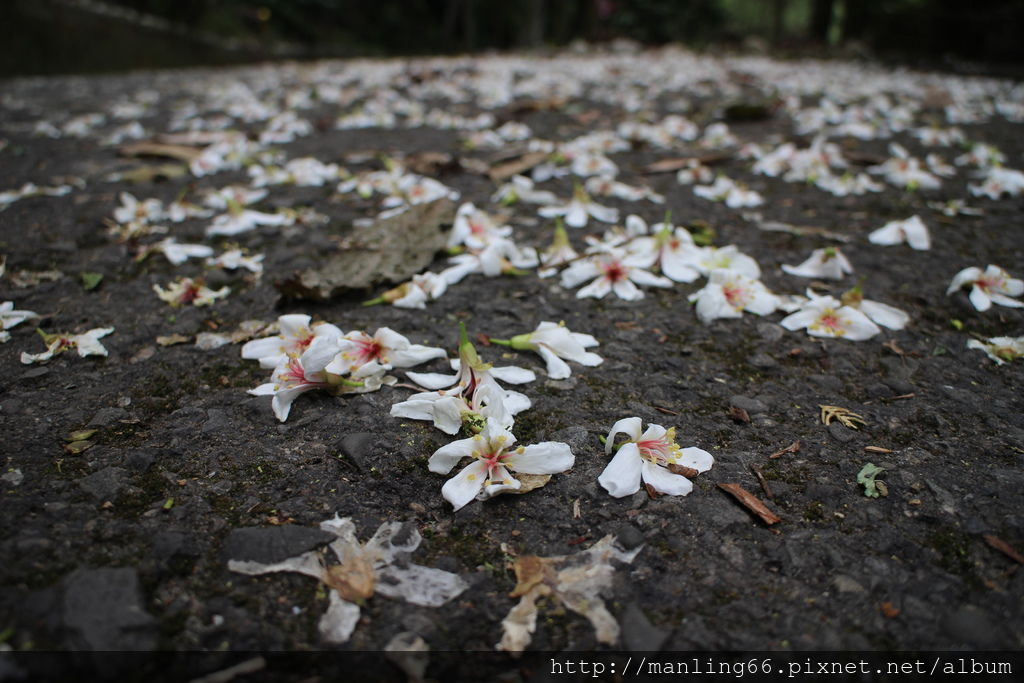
[{"x1": 0, "y1": 46, "x2": 1022, "y2": 680}]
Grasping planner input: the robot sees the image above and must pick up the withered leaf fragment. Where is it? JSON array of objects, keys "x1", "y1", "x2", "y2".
[
  {"x1": 276, "y1": 199, "x2": 454, "y2": 301},
  {"x1": 820, "y1": 404, "x2": 867, "y2": 429},
  {"x1": 498, "y1": 535, "x2": 642, "y2": 654},
  {"x1": 229, "y1": 515, "x2": 466, "y2": 644}
]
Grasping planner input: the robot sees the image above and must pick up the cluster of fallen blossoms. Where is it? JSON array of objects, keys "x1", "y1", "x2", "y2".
[
  {"x1": 242, "y1": 314, "x2": 716, "y2": 510},
  {"x1": 6, "y1": 47, "x2": 1024, "y2": 653},
  {"x1": 237, "y1": 315, "x2": 713, "y2": 646}
]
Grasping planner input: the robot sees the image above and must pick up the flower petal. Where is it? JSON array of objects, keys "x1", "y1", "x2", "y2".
[
  {"x1": 640, "y1": 460, "x2": 693, "y2": 496},
  {"x1": 598, "y1": 443, "x2": 643, "y2": 497},
  {"x1": 428, "y1": 435, "x2": 479, "y2": 474},
  {"x1": 537, "y1": 345, "x2": 572, "y2": 379},
  {"x1": 677, "y1": 446, "x2": 714, "y2": 472},
  {"x1": 969, "y1": 286, "x2": 993, "y2": 312},
  {"x1": 441, "y1": 460, "x2": 488, "y2": 511},
  {"x1": 489, "y1": 365, "x2": 536, "y2": 385},
  {"x1": 506, "y1": 442, "x2": 575, "y2": 474},
  {"x1": 406, "y1": 371, "x2": 459, "y2": 390},
  {"x1": 605, "y1": 416, "x2": 643, "y2": 453},
  {"x1": 859, "y1": 300, "x2": 910, "y2": 330}
]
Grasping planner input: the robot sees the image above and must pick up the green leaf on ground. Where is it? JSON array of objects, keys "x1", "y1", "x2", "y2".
[
  {"x1": 81, "y1": 272, "x2": 104, "y2": 290},
  {"x1": 857, "y1": 463, "x2": 886, "y2": 498}
]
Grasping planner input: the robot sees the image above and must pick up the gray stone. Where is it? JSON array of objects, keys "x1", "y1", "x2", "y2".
[
  {"x1": 748, "y1": 353, "x2": 777, "y2": 370},
  {"x1": 20, "y1": 367, "x2": 50, "y2": 381},
  {"x1": 78, "y1": 467, "x2": 128, "y2": 501},
  {"x1": 883, "y1": 378, "x2": 915, "y2": 395},
  {"x1": 222, "y1": 525, "x2": 336, "y2": 563},
  {"x1": 831, "y1": 574, "x2": 867, "y2": 593},
  {"x1": 621, "y1": 602, "x2": 669, "y2": 651},
  {"x1": 550, "y1": 426, "x2": 592, "y2": 456},
  {"x1": 62, "y1": 568, "x2": 156, "y2": 651},
  {"x1": 756, "y1": 322, "x2": 785, "y2": 342},
  {"x1": 941, "y1": 605, "x2": 1005, "y2": 648},
  {"x1": 828, "y1": 422, "x2": 856, "y2": 443},
  {"x1": 808, "y1": 374, "x2": 844, "y2": 393},
  {"x1": 615, "y1": 524, "x2": 645, "y2": 550},
  {"x1": 866, "y1": 383, "x2": 893, "y2": 399},
  {"x1": 337, "y1": 432, "x2": 375, "y2": 470},
  {"x1": 202, "y1": 409, "x2": 232, "y2": 433},
  {"x1": 544, "y1": 377, "x2": 577, "y2": 391},
  {"x1": 152, "y1": 531, "x2": 198, "y2": 563},
  {"x1": 730, "y1": 395, "x2": 768, "y2": 415},
  {"x1": 125, "y1": 449, "x2": 156, "y2": 473},
  {"x1": 87, "y1": 407, "x2": 128, "y2": 428}
]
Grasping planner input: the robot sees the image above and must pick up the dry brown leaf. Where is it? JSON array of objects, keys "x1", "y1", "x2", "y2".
[
  {"x1": 880, "y1": 601, "x2": 901, "y2": 618},
  {"x1": 487, "y1": 473, "x2": 551, "y2": 499},
  {"x1": 729, "y1": 405, "x2": 751, "y2": 424},
  {"x1": 768, "y1": 440, "x2": 801, "y2": 459},
  {"x1": 65, "y1": 429, "x2": 97, "y2": 442},
  {"x1": 277, "y1": 199, "x2": 454, "y2": 301},
  {"x1": 642, "y1": 152, "x2": 731, "y2": 174},
  {"x1": 497, "y1": 535, "x2": 641, "y2": 654},
  {"x1": 983, "y1": 534, "x2": 1024, "y2": 564},
  {"x1": 113, "y1": 163, "x2": 188, "y2": 183},
  {"x1": 156, "y1": 334, "x2": 192, "y2": 346},
  {"x1": 63, "y1": 440, "x2": 94, "y2": 455},
  {"x1": 509, "y1": 555, "x2": 548, "y2": 598}
]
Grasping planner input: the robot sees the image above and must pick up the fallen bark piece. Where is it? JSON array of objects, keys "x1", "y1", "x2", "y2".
[
  {"x1": 276, "y1": 199, "x2": 454, "y2": 301},
  {"x1": 750, "y1": 464, "x2": 774, "y2": 499},
  {"x1": 768, "y1": 440, "x2": 800, "y2": 459},
  {"x1": 983, "y1": 534, "x2": 1024, "y2": 564},
  {"x1": 718, "y1": 483, "x2": 781, "y2": 525}
]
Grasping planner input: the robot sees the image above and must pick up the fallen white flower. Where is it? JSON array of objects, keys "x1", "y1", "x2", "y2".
[{"x1": 228, "y1": 515, "x2": 467, "y2": 644}]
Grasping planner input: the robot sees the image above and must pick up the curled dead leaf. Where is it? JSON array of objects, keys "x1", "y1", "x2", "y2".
[
  {"x1": 156, "y1": 334, "x2": 192, "y2": 347},
  {"x1": 63, "y1": 440, "x2": 94, "y2": 455},
  {"x1": 487, "y1": 473, "x2": 551, "y2": 499},
  {"x1": 667, "y1": 463, "x2": 700, "y2": 479},
  {"x1": 65, "y1": 429, "x2": 97, "y2": 442}
]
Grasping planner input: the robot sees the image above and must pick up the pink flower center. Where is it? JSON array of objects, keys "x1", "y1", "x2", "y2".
[
  {"x1": 722, "y1": 283, "x2": 746, "y2": 307},
  {"x1": 282, "y1": 359, "x2": 308, "y2": 384},
  {"x1": 819, "y1": 313, "x2": 842, "y2": 330},
  {"x1": 637, "y1": 438, "x2": 671, "y2": 464},
  {"x1": 976, "y1": 278, "x2": 998, "y2": 292},
  {"x1": 179, "y1": 283, "x2": 201, "y2": 303},
  {"x1": 353, "y1": 338, "x2": 385, "y2": 364},
  {"x1": 602, "y1": 260, "x2": 627, "y2": 283}
]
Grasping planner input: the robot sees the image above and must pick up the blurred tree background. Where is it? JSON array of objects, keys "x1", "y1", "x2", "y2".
[{"x1": 2, "y1": 0, "x2": 1023, "y2": 77}]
